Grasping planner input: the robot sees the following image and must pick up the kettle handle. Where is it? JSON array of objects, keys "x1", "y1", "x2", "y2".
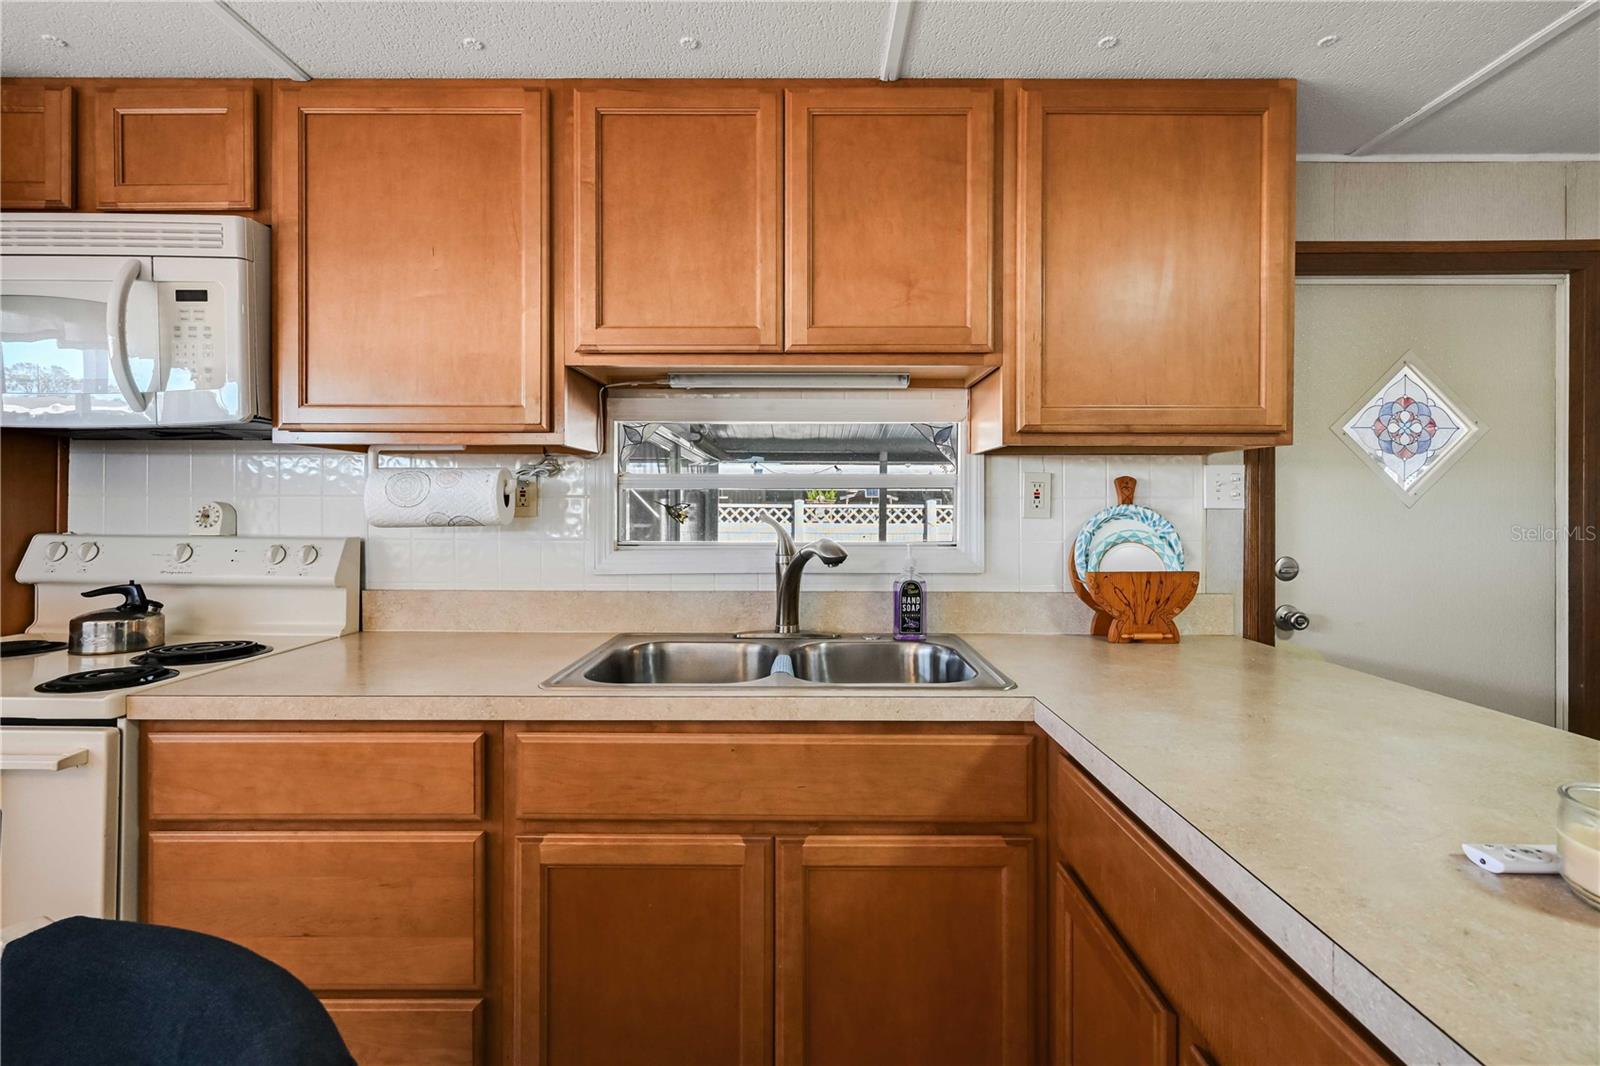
[{"x1": 82, "y1": 582, "x2": 163, "y2": 612}]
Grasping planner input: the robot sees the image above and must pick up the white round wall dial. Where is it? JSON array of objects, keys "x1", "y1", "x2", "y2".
[{"x1": 191, "y1": 501, "x2": 238, "y2": 536}]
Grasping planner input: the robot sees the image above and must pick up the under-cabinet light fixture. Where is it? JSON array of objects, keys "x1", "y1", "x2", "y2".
[{"x1": 665, "y1": 373, "x2": 911, "y2": 390}]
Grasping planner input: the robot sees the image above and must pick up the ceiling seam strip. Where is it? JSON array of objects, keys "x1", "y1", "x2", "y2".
[
  {"x1": 205, "y1": 0, "x2": 312, "y2": 83},
  {"x1": 1346, "y1": 0, "x2": 1600, "y2": 156},
  {"x1": 880, "y1": 0, "x2": 915, "y2": 82}
]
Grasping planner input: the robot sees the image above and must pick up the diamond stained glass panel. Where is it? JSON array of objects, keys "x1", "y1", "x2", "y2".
[{"x1": 1334, "y1": 356, "x2": 1482, "y2": 504}]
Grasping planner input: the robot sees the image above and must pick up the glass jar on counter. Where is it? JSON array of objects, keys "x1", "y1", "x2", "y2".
[{"x1": 1557, "y1": 783, "x2": 1600, "y2": 909}]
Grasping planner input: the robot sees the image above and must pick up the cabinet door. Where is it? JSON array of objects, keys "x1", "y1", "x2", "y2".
[
  {"x1": 1052, "y1": 863, "x2": 1177, "y2": 1066},
  {"x1": 573, "y1": 87, "x2": 781, "y2": 352},
  {"x1": 785, "y1": 87, "x2": 994, "y2": 352},
  {"x1": 275, "y1": 85, "x2": 548, "y2": 431},
  {"x1": 94, "y1": 84, "x2": 256, "y2": 209},
  {"x1": 0, "y1": 84, "x2": 73, "y2": 208},
  {"x1": 515, "y1": 834, "x2": 770, "y2": 1066},
  {"x1": 776, "y1": 835, "x2": 1031, "y2": 1066},
  {"x1": 322, "y1": 998, "x2": 482, "y2": 1066},
  {"x1": 1017, "y1": 82, "x2": 1294, "y2": 434}
]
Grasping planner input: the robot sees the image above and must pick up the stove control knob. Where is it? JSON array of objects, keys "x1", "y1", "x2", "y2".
[
  {"x1": 172, "y1": 543, "x2": 195, "y2": 564},
  {"x1": 46, "y1": 541, "x2": 68, "y2": 562},
  {"x1": 298, "y1": 545, "x2": 320, "y2": 566},
  {"x1": 266, "y1": 544, "x2": 288, "y2": 566},
  {"x1": 77, "y1": 541, "x2": 100, "y2": 562}
]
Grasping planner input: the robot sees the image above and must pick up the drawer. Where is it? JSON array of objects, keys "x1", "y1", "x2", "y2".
[
  {"x1": 146, "y1": 731, "x2": 485, "y2": 820},
  {"x1": 323, "y1": 998, "x2": 481, "y2": 1066},
  {"x1": 1051, "y1": 754, "x2": 1389, "y2": 1065},
  {"x1": 515, "y1": 732, "x2": 1033, "y2": 822},
  {"x1": 145, "y1": 831, "x2": 483, "y2": 991}
]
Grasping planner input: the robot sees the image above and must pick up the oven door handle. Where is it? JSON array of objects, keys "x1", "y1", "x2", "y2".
[
  {"x1": 0, "y1": 749, "x2": 90, "y2": 772},
  {"x1": 106, "y1": 258, "x2": 150, "y2": 414}
]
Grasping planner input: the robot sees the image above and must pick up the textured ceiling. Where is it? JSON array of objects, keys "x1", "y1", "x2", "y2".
[{"x1": 1, "y1": 0, "x2": 1595, "y2": 156}]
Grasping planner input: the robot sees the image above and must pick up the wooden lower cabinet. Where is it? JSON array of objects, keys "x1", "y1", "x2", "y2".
[
  {"x1": 775, "y1": 834, "x2": 1033, "y2": 1066},
  {"x1": 1050, "y1": 750, "x2": 1392, "y2": 1066},
  {"x1": 1051, "y1": 862, "x2": 1176, "y2": 1065},
  {"x1": 514, "y1": 834, "x2": 771, "y2": 1066}
]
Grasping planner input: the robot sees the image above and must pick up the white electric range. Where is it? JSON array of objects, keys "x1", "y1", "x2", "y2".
[{"x1": 0, "y1": 534, "x2": 361, "y2": 939}]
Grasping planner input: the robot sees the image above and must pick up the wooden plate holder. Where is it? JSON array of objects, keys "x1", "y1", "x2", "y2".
[{"x1": 1068, "y1": 476, "x2": 1200, "y2": 644}]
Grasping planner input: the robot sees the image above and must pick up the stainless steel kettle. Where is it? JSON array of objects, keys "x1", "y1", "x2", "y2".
[{"x1": 68, "y1": 582, "x2": 165, "y2": 655}]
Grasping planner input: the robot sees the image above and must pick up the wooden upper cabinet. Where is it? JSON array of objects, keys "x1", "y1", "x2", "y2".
[
  {"x1": 275, "y1": 84, "x2": 549, "y2": 432},
  {"x1": 776, "y1": 835, "x2": 1032, "y2": 1066},
  {"x1": 0, "y1": 84, "x2": 73, "y2": 208},
  {"x1": 574, "y1": 87, "x2": 781, "y2": 352},
  {"x1": 1052, "y1": 863, "x2": 1177, "y2": 1066},
  {"x1": 94, "y1": 84, "x2": 256, "y2": 210},
  {"x1": 516, "y1": 834, "x2": 771, "y2": 1066},
  {"x1": 1016, "y1": 81, "x2": 1294, "y2": 435},
  {"x1": 785, "y1": 87, "x2": 994, "y2": 352}
]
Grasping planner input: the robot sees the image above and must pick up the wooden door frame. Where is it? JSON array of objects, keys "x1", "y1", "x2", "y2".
[{"x1": 1246, "y1": 240, "x2": 1600, "y2": 739}]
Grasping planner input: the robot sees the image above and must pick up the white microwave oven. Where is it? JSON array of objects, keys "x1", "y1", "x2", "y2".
[{"x1": 0, "y1": 213, "x2": 270, "y2": 433}]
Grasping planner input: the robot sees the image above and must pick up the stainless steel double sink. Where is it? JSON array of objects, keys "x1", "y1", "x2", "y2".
[{"x1": 543, "y1": 634, "x2": 1014, "y2": 690}]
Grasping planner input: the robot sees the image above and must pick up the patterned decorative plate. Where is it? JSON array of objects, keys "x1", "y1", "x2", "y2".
[
  {"x1": 1073, "y1": 504, "x2": 1184, "y2": 574},
  {"x1": 1086, "y1": 528, "x2": 1183, "y2": 572}
]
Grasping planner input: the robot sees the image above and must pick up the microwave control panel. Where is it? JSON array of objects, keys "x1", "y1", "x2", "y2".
[{"x1": 157, "y1": 282, "x2": 226, "y2": 390}]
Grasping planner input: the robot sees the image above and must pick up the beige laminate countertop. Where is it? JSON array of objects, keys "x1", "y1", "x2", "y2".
[{"x1": 127, "y1": 632, "x2": 1600, "y2": 1066}]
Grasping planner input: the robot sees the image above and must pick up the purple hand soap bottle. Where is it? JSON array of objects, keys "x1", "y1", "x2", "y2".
[{"x1": 893, "y1": 545, "x2": 926, "y2": 641}]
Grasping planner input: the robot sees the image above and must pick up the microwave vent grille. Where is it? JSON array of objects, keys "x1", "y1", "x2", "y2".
[{"x1": 1, "y1": 220, "x2": 230, "y2": 254}]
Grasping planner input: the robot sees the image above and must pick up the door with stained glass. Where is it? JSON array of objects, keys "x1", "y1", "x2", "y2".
[{"x1": 1277, "y1": 278, "x2": 1566, "y2": 725}]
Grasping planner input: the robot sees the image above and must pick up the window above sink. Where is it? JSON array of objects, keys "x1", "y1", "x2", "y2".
[{"x1": 591, "y1": 391, "x2": 984, "y2": 576}]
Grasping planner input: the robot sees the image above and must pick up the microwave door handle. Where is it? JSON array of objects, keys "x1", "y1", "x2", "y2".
[{"x1": 105, "y1": 258, "x2": 150, "y2": 413}]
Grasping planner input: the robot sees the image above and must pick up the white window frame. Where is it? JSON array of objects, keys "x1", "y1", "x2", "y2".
[{"x1": 589, "y1": 390, "x2": 984, "y2": 575}]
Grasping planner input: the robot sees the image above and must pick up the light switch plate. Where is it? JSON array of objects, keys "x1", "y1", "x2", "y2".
[
  {"x1": 1024, "y1": 473, "x2": 1052, "y2": 518},
  {"x1": 1204, "y1": 465, "x2": 1247, "y2": 509}
]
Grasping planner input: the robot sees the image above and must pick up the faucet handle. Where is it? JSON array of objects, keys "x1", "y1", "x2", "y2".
[{"x1": 756, "y1": 514, "x2": 797, "y2": 559}]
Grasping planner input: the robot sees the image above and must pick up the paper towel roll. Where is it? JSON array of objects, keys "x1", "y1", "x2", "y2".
[{"x1": 364, "y1": 467, "x2": 515, "y2": 528}]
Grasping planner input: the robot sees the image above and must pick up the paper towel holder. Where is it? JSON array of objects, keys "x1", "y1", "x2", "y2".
[{"x1": 365, "y1": 445, "x2": 564, "y2": 484}]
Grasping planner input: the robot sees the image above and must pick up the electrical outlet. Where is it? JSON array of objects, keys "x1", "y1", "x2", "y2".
[
  {"x1": 1024, "y1": 473, "x2": 1052, "y2": 518},
  {"x1": 514, "y1": 479, "x2": 539, "y2": 518},
  {"x1": 1204, "y1": 465, "x2": 1247, "y2": 509}
]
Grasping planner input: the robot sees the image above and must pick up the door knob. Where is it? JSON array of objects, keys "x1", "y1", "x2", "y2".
[
  {"x1": 1275, "y1": 605, "x2": 1310, "y2": 632},
  {"x1": 1274, "y1": 555, "x2": 1300, "y2": 581}
]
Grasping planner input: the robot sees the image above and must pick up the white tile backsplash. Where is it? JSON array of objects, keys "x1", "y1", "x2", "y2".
[{"x1": 67, "y1": 441, "x2": 1212, "y2": 598}]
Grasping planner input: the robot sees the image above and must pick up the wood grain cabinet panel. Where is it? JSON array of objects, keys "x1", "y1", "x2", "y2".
[
  {"x1": 775, "y1": 835, "x2": 1031, "y2": 1066},
  {"x1": 323, "y1": 998, "x2": 483, "y2": 1066},
  {"x1": 785, "y1": 87, "x2": 994, "y2": 352},
  {"x1": 573, "y1": 87, "x2": 781, "y2": 352},
  {"x1": 145, "y1": 831, "x2": 484, "y2": 991},
  {"x1": 1052, "y1": 862, "x2": 1177, "y2": 1066},
  {"x1": 515, "y1": 834, "x2": 770, "y2": 1066},
  {"x1": 0, "y1": 84, "x2": 73, "y2": 208},
  {"x1": 514, "y1": 732, "x2": 1033, "y2": 822},
  {"x1": 1051, "y1": 753, "x2": 1389, "y2": 1065},
  {"x1": 93, "y1": 85, "x2": 255, "y2": 209},
  {"x1": 1016, "y1": 81, "x2": 1294, "y2": 435},
  {"x1": 145, "y1": 731, "x2": 485, "y2": 820},
  {"x1": 274, "y1": 84, "x2": 548, "y2": 432}
]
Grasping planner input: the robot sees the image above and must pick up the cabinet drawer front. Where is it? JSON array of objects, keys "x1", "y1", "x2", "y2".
[
  {"x1": 146, "y1": 731, "x2": 485, "y2": 820},
  {"x1": 145, "y1": 831, "x2": 483, "y2": 991},
  {"x1": 1052, "y1": 754, "x2": 1387, "y2": 1065},
  {"x1": 515, "y1": 732, "x2": 1033, "y2": 822},
  {"x1": 323, "y1": 998, "x2": 481, "y2": 1066}
]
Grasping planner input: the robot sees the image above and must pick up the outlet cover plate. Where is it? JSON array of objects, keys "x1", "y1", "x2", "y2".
[{"x1": 1024, "y1": 473, "x2": 1052, "y2": 518}]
